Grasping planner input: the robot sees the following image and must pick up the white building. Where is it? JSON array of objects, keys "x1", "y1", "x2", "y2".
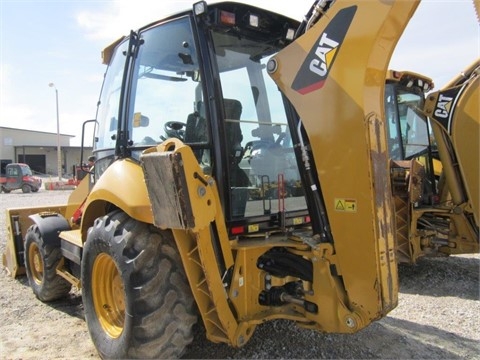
[{"x1": 0, "y1": 126, "x2": 93, "y2": 178}]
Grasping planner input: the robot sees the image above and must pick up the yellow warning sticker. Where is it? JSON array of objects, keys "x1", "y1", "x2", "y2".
[
  {"x1": 334, "y1": 198, "x2": 357, "y2": 212},
  {"x1": 293, "y1": 217, "x2": 303, "y2": 225}
]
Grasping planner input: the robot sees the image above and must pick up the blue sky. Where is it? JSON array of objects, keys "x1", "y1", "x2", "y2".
[{"x1": 0, "y1": 0, "x2": 478, "y2": 146}]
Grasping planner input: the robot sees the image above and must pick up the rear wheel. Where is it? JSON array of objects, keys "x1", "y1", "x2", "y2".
[
  {"x1": 82, "y1": 210, "x2": 197, "y2": 359},
  {"x1": 24, "y1": 225, "x2": 72, "y2": 301}
]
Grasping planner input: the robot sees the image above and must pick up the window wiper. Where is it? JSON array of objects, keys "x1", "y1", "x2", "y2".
[{"x1": 142, "y1": 73, "x2": 188, "y2": 82}]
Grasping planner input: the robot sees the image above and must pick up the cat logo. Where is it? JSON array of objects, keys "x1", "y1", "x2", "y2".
[
  {"x1": 309, "y1": 34, "x2": 339, "y2": 77},
  {"x1": 434, "y1": 94, "x2": 454, "y2": 119},
  {"x1": 431, "y1": 87, "x2": 462, "y2": 133},
  {"x1": 292, "y1": 6, "x2": 357, "y2": 95}
]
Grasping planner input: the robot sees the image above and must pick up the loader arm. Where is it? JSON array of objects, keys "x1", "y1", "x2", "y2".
[{"x1": 268, "y1": 0, "x2": 420, "y2": 318}]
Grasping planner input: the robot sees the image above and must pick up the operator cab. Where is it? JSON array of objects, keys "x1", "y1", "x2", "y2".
[
  {"x1": 92, "y1": 2, "x2": 308, "y2": 235},
  {"x1": 385, "y1": 70, "x2": 434, "y2": 161},
  {"x1": 385, "y1": 70, "x2": 439, "y2": 203}
]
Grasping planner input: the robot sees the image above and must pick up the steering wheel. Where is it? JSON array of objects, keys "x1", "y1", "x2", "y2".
[{"x1": 164, "y1": 121, "x2": 186, "y2": 140}]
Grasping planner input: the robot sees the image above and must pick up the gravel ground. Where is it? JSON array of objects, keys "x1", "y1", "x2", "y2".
[{"x1": 0, "y1": 188, "x2": 479, "y2": 359}]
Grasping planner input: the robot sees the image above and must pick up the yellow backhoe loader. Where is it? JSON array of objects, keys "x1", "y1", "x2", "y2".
[
  {"x1": 2, "y1": 0, "x2": 478, "y2": 358},
  {"x1": 383, "y1": 66, "x2": 479, "y2": 263}
]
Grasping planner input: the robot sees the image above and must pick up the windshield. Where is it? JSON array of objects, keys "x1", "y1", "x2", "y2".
[
  {"x1": 129, "y1": 17, "x2": 203, "y2": 152},
  {"x1": 211, "y1": 30, "x2": 307, "y2": 219},
  {"x1": 96, "y1": 40, "x2": 129, "y2": 150},
  {"x1": 96, "y1": 17, "x2": 203, "y2": 157},
  {"x1": 20, "y1": 165, "x2": 32, "y2": 176}
]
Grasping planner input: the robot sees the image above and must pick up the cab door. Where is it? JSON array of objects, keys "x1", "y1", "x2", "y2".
[{"x1": 5, "y1": 165, "x2": 21, "y2": 190}]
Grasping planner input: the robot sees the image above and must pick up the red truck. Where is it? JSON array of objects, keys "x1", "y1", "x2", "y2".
[{"x1": 0, "y1": 163, "x2": 42, "y2": 193}]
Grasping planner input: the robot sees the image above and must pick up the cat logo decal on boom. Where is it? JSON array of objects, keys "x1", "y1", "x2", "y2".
[
  {"x1": 292, "y1": 6, "x2": 357, "y2": 95},
  {"x1": 431, "y1": 86, "x2": 464, "y2": 134}
]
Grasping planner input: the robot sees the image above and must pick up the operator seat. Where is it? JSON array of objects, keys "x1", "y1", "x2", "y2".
[
  {"x1": 184, "y1": 101, "x2": 207, "y2": 161},
  {"x1": 224, "y1": 98, "x2": 250, "y2": 217},
  {"x1": 224, "y1": 99, "x2": 249, "y2": 185}
]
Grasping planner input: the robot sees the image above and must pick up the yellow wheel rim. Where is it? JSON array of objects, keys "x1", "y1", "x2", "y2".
[
  {"x1": 28, "y1": 242, "x2": 43, "y2": 285},
  {"x1": 92, "y1": 253, "x2": 125, "y2": 339}
]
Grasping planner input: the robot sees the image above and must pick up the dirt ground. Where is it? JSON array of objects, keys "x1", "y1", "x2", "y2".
[{"x1": 0, "y1": 189, "x2": 479, "y2": 359}]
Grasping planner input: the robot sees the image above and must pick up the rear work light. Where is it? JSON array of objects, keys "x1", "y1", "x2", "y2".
[
  {"x1": 286, "y1": 28, "x2": 295, "y2": 41},
  {"x1": 193, "y1": 1, "x2": 207, "y2": 16},
  {"x1": 249, "y1": 13, "x2": 259, "y2": 27}
]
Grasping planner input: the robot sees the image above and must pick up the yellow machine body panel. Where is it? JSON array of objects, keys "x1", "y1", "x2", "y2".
[
  {"x1": 82, "y1": 158, "x2": 153, "y2": 236},
  {"x1": 450, "y1": 73, "x2": 479, "y2": 224},
  {"x1": 3, "y1": 205, "x2": 67, "y2": 277},
  {"x1": 269, "y1": 0, "x2": 420, "y2": 318},
  {"x1": 64, "y1": 172, "x2": 91, "y2": 221}
]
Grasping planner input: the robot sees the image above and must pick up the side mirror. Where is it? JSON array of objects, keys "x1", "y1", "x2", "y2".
[
  {"x1": 133, "y1": 112, "x2": 150, "y2": 128},
  {"x1": 81, "y1": 119, "x2": 99, "y2": 174}
]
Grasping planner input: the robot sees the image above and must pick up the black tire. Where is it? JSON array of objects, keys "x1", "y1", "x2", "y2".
[
  {"x1": 22, "y1": 184, "x2": 32, "y2": 193},
  {"x1": 24, "y1": 225, "x2": 72, "y2": 301},
  {"x1": 2, "y1": 186, "x2": 11, "y2": 193},
  {"x1": 82, "y1": 210, "x2": 197, "y2": 359}
]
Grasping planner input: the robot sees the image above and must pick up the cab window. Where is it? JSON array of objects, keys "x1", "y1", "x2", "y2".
[
  {"x1": 212, "y1": 30, "x2": 307, "y2": 218},
  {"x1": 96, "y1": 40, "x2": 129, "y2": 150},
  {"x1": 129, "y1": 17, "x2": 207, "y2": 162}
]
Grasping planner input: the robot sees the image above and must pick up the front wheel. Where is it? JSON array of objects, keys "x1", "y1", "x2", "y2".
[
  {"x1": 81, "y1": 211, "x2": 197, "y2": 359},
  {"x1": 22, "y1": 184, "x2": 31, "y2": 193},
  {"x1": 24, "y1": 225, "x2": 72, "y2": 301}
]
